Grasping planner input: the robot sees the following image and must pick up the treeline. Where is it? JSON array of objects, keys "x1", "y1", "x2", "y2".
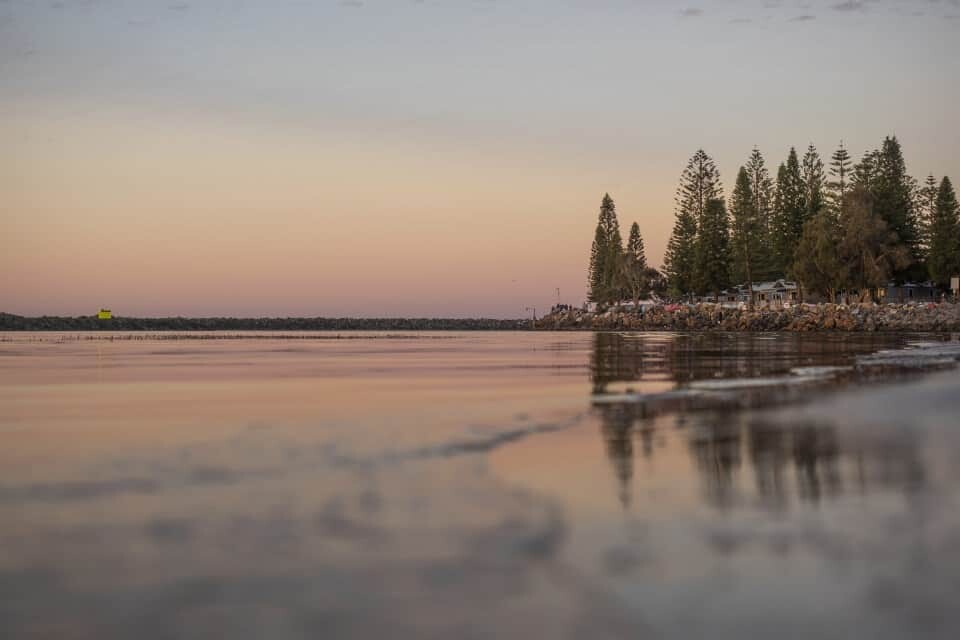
[
  {"x1": 587, "y1": 195, "x2": 667, "y2": 305},
  {"x1": 588, "y1": 136, "x2": 960, "y2": 304},
  {"x1": 0, "y1": 313, "x2": 524, "y2": 331}
]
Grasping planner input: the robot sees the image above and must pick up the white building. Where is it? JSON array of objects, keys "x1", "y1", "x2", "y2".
[{"x1": 722, "y1": 280, "x2": 799, "y2": 305}]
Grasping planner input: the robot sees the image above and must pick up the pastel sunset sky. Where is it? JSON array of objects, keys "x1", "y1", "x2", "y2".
[{"x1": 2, "y1": 0, "x2": 958, "y2": 318}]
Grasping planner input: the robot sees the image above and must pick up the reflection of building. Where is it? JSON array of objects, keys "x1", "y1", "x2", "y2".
[{"x1": 97, "y1": 309, "x2": 112, "y2": 320}]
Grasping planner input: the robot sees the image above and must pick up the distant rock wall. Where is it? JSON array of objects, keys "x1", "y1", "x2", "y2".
[
  {"x1": 0, "y1": 314, "x2": 525, "y2": 332},
  {"x1": 536, "y1": 303, "x2": 960, "y2": 332}
]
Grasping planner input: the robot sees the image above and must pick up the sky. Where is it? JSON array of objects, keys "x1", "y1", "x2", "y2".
[{"x1": 2, "y1": 0, "x2": 958, "y2": 318}]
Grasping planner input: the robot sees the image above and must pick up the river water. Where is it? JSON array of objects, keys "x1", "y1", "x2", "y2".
[{"x1": 1, "y1": 331, "x2": 959, "y2": 639}]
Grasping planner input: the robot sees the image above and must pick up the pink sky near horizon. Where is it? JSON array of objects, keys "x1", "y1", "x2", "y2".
[
  {"x1": 3, "y1": 106, "x2": 680, "y2": 317},
  {"x1": 2, "y1": 1, "x2": 958, "y2": 318}
]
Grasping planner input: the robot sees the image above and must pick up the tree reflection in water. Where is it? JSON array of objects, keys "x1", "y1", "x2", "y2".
[{"x1": 589, "y1": 331, "x2": 930, "y2": 511}]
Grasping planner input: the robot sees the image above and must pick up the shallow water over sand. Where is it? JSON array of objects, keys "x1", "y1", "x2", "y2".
[{"x1": 2, "y1": 331, "x2": 959, "y2": 639}]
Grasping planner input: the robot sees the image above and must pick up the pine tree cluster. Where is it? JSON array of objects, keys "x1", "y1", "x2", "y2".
[
  {"x1": 587, "y1": 195, "x2": 661, "y2": 306},
  {"x1": 648, "y1": 137, "x2": 960, "y2": 303}
]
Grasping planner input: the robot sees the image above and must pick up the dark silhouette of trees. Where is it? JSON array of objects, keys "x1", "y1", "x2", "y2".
[
  {"x1": 836, "y1": 187, "x2": 911, "y2": 300},
  {"x1": 927, "y1": 177, "x2": 960, "y2": 287},
  {"x1": 585, "y1": 135, "x2": 954, "y2": 300},
  {"x1": 870, "y1": 136, "x2": 921, "y2": 276},
  {"x1": 729, "y1": 166, "x2": 758, "y2": 305},
  {"x1": 773, "y1": 147, "x2": 806, "y2": 276},
  {"x1": 621, "y1": 222, "x2": 650, "y2": 307},
  {"x1": 587, "y1": 193, "x2": 624, "y2": 304},
  {"x1": 694, "y1": 198, "x2": 732, "y2": 300},
  {"x1": 794, "y1": 210, "x2": 844, "y2": 302},
  {"x1": 826, "y1": 141, "x2": 852, "y2": 216},
  {"x1": 917, "y1": 173, "x2": 939, "y2": 261},
  {"x1": 665, "y1": 150, "x2": 722, "y2": 297}
]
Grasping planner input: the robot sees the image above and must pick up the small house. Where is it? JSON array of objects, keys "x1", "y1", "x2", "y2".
[
  {"x1": 878, "y1": 282, "x2": 939, "y2": 303},
  {"x1": 730, "y1": 280, "x2": 799, "y2": 305},
  {"x1": 755, "y1": 280, "x2": 799, "y2": 304}
]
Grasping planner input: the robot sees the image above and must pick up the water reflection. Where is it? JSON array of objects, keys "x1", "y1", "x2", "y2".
[
  {"x1": 688, "y1": 416, "x2": 743, "y2": 509},
  {"x1": 1, "y1": 331, "x2": 959, "y2": 639},
  {"x1": 581, "y1": 334, "x2": 960, "y2": 637},
  {"x1": 590, "y1": 331, "x2": 913, "y2": 392},
  {"x1": 598, "y1": 405, "x2": 634, "y2": 507},
  {"x1": 590, "y1": 332, "x2": 939, "y2": 511}
]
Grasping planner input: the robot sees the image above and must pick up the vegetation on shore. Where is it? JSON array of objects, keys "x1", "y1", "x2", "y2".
[{"x1": 588, "y1": 136, "x2": 960, "y2": 305}]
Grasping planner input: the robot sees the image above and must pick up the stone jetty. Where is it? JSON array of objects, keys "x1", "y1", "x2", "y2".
[{"x1": 536, "y1": 303, "x2": 960, "y2": 332}]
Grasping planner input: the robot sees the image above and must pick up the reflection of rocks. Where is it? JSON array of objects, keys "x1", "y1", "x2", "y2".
[{"x1": 589, "y1": 331, "x2": 906, "y2": 394}]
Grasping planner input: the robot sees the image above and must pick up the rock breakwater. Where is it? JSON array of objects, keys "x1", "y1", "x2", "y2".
[{"x1": 537, "y1": 303, "x2": 960, "y2": 332}]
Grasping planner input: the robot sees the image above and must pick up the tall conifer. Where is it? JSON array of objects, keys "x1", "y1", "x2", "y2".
[
  {"x1": 827, "y1": 141, "x2": 852, "y2": 215},
  {"x1": 664, "y1": 210, "x2": 697, "y2": 298},
  {"x1": 802, "y1": 144, "x2": 826, "y2": 219},
  {"x1": 626, "y1": 222, "x2": 647, "y2": 269},
  {"x1": 587, "y1": 194, "x2": 624, "y2": 304},
  {"x1": 677, "y1": 149, "x2": 723, "y2": 227},
  {"x1": 695, "y1": 198, "x2": 732, "y2": 300},
  {"x1": 773, "y1": 148, "x2": 805, "y2": 276},
  {"x1": 602, "y1": 195, "x2": 624, "y2": 301},
  {"x1": 622, "y1": 222, "x2": 649, "y2": 306},
  {"x1": 917, "y1": 174, "x2": 939, "y2": 259},
  {"x1": 729, "y1": 166, "x2": 758, "y2": 304},
  {"x1": 588, "y1": 223, "x2": 607, "y2": 303},
  {"x1": 872, "y1": 136, "x2": 919, "y2": 267},
  {"x1": 745, "y1": 148, "x2": 776, "y2": 280},
  {"x1": 852, "y1": 149, "x2": 880, "y2": 190},
  {"x1": 665, "y1": 150, "x2": 722, "y2": 296},
  {"x1": 927, "y1": 176, "x2": 960, "y2": 287}
]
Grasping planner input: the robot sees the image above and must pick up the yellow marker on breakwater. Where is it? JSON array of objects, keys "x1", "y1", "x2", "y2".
[{"x1": 97, "y1": 309, "x2": 112, "y2": 320}]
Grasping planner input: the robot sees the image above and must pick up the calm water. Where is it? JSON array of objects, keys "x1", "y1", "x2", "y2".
[{"x1": 2, "y1": 331, "x2": 960, "y2": 639}]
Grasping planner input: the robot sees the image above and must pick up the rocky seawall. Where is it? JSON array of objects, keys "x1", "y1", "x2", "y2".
[
  {"x1": 536, "y1": 303, "x2": 960, "y2": 332},
  {"x1": 0, "y1": 313, "x2": 525, "y2": 332}
]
